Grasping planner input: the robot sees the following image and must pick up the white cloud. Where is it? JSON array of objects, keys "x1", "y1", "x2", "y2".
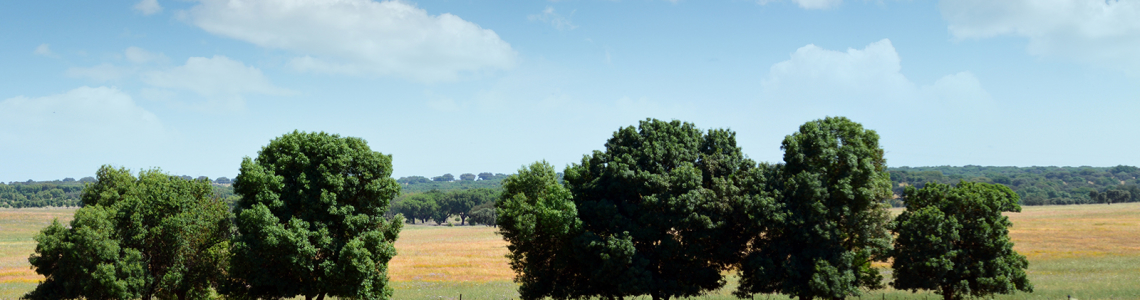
[
  {"x1": 528, "y1": 6, "x2": 577, "y2": 31},
  {"x1": 0, "y1": 87, "x2": 164, "y2": 154},
  {"x1": 134, "y1": 0, "x2": 163, "y2": 15},
  {"x1": 125, "y1": 46, "x2": 167, "y2": 64},
  {"x1": 184, "y1": 0, "x2": 517, "y2": 82},
  {"x1": 33, "y1": 44, "x2": 56, "y2": 57},
  {"x1": 941, "y1": 0, "x2": 1140, "y2": 72},
  {"x1": 760, "y1": 39, "x2": 992, "y2": 115},
  {"x1": 141, "y1": 56, "x2": 292, "y2": 110},
  {"x1": 758, "y1": 0, "x2": 842, "y2": 10},
  {"x1": 66, "y1": 63, "x2": 132, "y2": 82}
]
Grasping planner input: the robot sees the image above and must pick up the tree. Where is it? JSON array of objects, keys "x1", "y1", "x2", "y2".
[
  {"x1": 215, "y1": 177, "x2": 231, "y2": 184},
  {"x1": 196, "y1": 176, "x2": 209, "y2": 181},
  {"x1": 229, "y1": 131, "x2": 404, "y2": 300},
  {"x1": 1106, "y1": 189, "x2": 1130, "y2": 205},
  {"x1": 397, "y1": 176, "x2": 430, "y2": 185},
  {"x1": 478, "y1": 172, "x2": 495, "y2": 181},
  {"x1": 80, "y1": 176, "x2": 96, "y2": 183},
  {"x1": 737, "y1": 116, "x2": 893, "y2": 300},
  {"x1": 433, "y1": 174, "x2": 454, "y2": 182},
  {"x1": 459, "y1": 173, "x2": 476, "y2": 181},
  {"x1": 891, "y1": 181, "x2": 1032, "y2": 300},
  {"x1": 25, "y1": 166, "x2": 231, "y2": 300},
  {"x1": 562, "y1": 119, "x2": 756, "y2": 300},
  {"x1": 443, "y1": 188, "x2": 497, "y2": 225},
  {"x1": 497, "y1": 161, "x2": 582, "y2": 300},
  {"x1": 467, "y1": 201, "x2": 497, "y2": 226}
]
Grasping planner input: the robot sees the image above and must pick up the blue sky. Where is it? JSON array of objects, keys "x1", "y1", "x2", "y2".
[{"x1": 2, "y1": 0, "x2": 1139, "y2": 182}]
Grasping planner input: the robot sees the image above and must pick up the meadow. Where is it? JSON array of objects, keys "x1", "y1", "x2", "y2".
[{"x1": 2, "y1": 203, "x2": 1138, "y2": 299}]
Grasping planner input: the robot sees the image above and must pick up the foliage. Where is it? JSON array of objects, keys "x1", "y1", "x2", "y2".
[
  {"x1": 397, "y1": 174, "x2": 506, "y2": 194},
  {"x1": 466, "y1": 201, "x2": 497, "y2": 226},
  {"x1": 889, "y1": 165, "x2": 1140, "y2": 206},
  {"x1": 433, "y1": 174, "x2": 455, "y2": 182},
  {"x1": 229, "y1": 131, "x2": 404, "y2": 300},
  {"x1": 0, "y1": 181, "x2": 85, "y2": 208},
  {"x1": 737, "y1": 116, "x2": 893, "y2": 300},
  {"x1": 562, "y1": 118, "x2": 756, "y2": 300},
  {"x1": 390, "y1": 188, "x2": 499, "y2": 225},
  {"x1": 891, "y1": 181, "x2": 1032, "y2": 300},
  {"x1": 496, "y1": 161, "x2": 582, "y2": 300},
  {"x1": 25, "y1": 166, "x2": 231, "y2": 300},
  {"x1": 442, "y1": 188, "x2": 498, "y2": 225},
  {"x1": 459, "y1": 173, "x2": 476, "y2": 181}
]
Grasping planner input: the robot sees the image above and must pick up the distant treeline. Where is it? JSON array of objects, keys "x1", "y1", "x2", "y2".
[
  {"x1": 387, "y1": 188, "x2": 499, "y2": 226},
  {"x1": 8, "y1": 166, "x2": 1138, "y2": 208},
  {"x1": 395, "y1": 172, "x2": 508, "y2": 194},
  {"x1": 0, "y1": 178, "x2": 90, "y2": 208},
  {"x1": 888, "y1": 165, "x2": 1140, "y2": 206},
  {"x1": 2, "y1": 176, "x2": 235, "y2": 208}
]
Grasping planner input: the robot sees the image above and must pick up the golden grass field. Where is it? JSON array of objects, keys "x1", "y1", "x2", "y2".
[{"x1": 2, "y1": 203, "x2": 1138, "y2": 299}]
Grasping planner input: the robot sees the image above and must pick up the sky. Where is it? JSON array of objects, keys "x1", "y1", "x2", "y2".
[{"x1": 2, "y1": 0, "x2": 1139, "y2": 182}]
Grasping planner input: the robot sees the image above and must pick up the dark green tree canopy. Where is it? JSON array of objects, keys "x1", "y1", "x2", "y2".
[
  {"x1": 562, "y1": 118, "x2": 756, "y2": 300},
  {"x1": 230, "y1": 131, "x2": 403, "y2": 300},
  {"x1": 737, "y1": 116, "x2": 893, "y2": 300},
  {"x1": 891, "y1": 181, "x2": 1032, "y2": 300},
  {"x1": 433, "y1": 173, "x2": 454, "y2": 182},
  {"x1": 26, "y1": 166, "x2": 231, "y2": 300},
  {"x1": 496, "y1": 161, "x2": 583, "y2": 300}
]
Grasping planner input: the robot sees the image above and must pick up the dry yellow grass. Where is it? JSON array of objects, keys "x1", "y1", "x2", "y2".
[
  {"x1": 388, "y1": 224, "x2": 512, "y2": 282},
  {"x1": 1005, "y1": 202, "x2": 1140, "y2": 260},
  {"x1": 0, "y1": 208, "x2": 76, "y2": 292}
]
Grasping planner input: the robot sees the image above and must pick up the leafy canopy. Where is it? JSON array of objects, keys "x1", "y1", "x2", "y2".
[
  {"x1": 229, "y1": 131, "x2": 403, "y2": 300},
  {"x1": 891, "y1": 181, "x2": 1032, "y2": 300},
  {"x1": 496, "y1": 161, "x2": 582, "y2": 300},
  {"x1": 26, "y1": 166, "x2": 231, "y2": 300},
  {"x1": 736, "y1": 116, "x2": 893, "y2": 300},
  {"x1": 562, "y1": 118, "x2": 755, "y2": 300}
]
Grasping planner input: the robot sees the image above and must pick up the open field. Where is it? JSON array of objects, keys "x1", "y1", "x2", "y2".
[{"x1": 2, "y1": 203, "x2": 1138, "y2": 299}]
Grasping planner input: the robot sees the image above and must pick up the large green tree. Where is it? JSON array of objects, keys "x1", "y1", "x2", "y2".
[
  {"x1": 737, "y1": 116, "x2": 893, "y2": 300},
  {"x1": 496, "y1": 161, "x2": 583, "y2": 300},
  {"x1": 891, "y1": 181, "x2": 1032, "y2": 300},
  {"x1": 562, "y1": 119, "x2": 756, "y2": 300},
  {"x1": 229, "y1": 131, "x2": 404, "y2": 300},
  {"x1": 26, "y1": 166, "x2": 231, "y2": 300}
]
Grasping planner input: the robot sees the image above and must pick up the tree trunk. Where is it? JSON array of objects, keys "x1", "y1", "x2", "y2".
[{"x1": 317, "y1": 293, "x2": 326, "y2": 300}]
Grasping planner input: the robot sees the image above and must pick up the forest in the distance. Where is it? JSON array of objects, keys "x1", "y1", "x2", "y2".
[{"x1": 3, "y1": 165, "x2": 1138, "y2": 209}]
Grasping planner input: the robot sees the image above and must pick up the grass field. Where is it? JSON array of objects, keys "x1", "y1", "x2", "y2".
[{"x1": 2, "y1": 203, "x2": 1138, "y2": 299}]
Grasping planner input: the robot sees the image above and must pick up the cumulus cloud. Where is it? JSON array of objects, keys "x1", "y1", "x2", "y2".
[
  {"x1": 758, "y1": 0, "x2": 842, "y2": 10},
  {"x1": 183, "y1": 0, "x2": 517, "y2": 82},
  {"x1": 941, "y1": 0, "x2": 1140, "y2": 72},
  {"x1": 760, "y1": 39, "x2": 992, "y2": 115},
  {"x1": 529, "y1": 6, "x2": 577, "y2": 31},
  {"x1": 141, "y1": 55, "x2": 292, "y2": 110},
  {"x1": 0, "y1": 87, "x2": 164, "y2": 153},
  {"x1": 134, "y1": 0, "x2": 163, "y2": 15}
]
